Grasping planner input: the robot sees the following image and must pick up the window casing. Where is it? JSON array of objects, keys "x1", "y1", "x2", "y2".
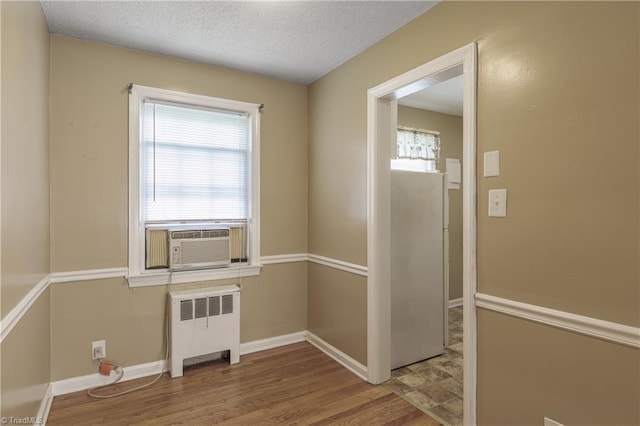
[{"x1": 128, "y1": 85, "x2": 261, "y2": 287}]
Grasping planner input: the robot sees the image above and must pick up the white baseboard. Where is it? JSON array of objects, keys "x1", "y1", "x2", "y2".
[
  {"x1": 305, "y1": 331, "x2": 368, "y2": 381},
  {"x1": 240, "y1": 331, "x2": 306, "y2": 355},
  {"x1": 448, "y1": 297, "x2": 463, "y2": 308},
  {"x1": 51, "y1": 360, "x2": 168, "y2": 396},
  {"x1": 51, "y1": 332, "x2": 306, "y2": 397},
  {"x1": 50, "y1": 331, "x2": 364, "y2": 398},
  {"x1": 38, "y1": 383, "x2": 53, "y2": 425}
]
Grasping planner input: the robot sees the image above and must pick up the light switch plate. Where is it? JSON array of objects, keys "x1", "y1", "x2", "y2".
[
  {"x1": 488, "y1": 189, "x2": 507, "y2": 217},
  {"x1": 484, "y1": 150, "x2": 500, "y2": 177}
]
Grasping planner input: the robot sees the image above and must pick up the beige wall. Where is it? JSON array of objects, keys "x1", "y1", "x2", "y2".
[
  {"x1": 308, "y1": 1, "x2": 639, "y2": 423},
  {"x1": 1, "y1": 290, "x2": 51, "y2": 418},
  {"x1": 50, "y1": 35, "x2": 308, "y2": 271},
  {"x1": 0, "y1": 1, "x2": 51, "y2": 418},
  {"x1": 2, "y1": 3, "x2": 638, "y2": 423},
  {"x1": 48, "y1": 36, "x2": 309, "y2": 380},
  {"x1": 307, "y1": 263, "x2": 367, "y2": 365},
  {"x1": 50, "y1": 263, "x2": 307, "y2": 380},
  {"x1": 1, "y1": 1, "x2": 50, "y2": 314},
  {"x1": 473, "y1": 3, "x2": 638, "y2": 327},
  {"x1": 477, "y1": 309, "x2": 640, "y2": 425},
  {"x1": 240, "y1": 262, "x2": 308, "y2": 343},
  {"x1": 309, "y1": 1, "x2": 639, "y2": 324},
  {"x1": 397, "y1": 106, "x2": 463, "y2": 301}
]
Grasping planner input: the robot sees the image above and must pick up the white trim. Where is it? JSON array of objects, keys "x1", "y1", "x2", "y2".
[
  {"x1": 476, "y1": 293, "x2": 640, "y2": 349},
  {"x1": 307, "y1": 254, "x2": 368, "y2": 277},
  {"x1": 127, "y1": 265, "x2": 262, "y2": 288},
  {"x1": 260, "y1": 254, "x2": 308, "y2": 265},
  {"x1": 366, "y1": 90, "x2": 393, "y2": 385},
  {"x1": 366, "y1": 43, "x2": 478, "y2": 425},
  {"x1": 50, "y1": 268, "x2": 128, "y2": 284},
  {"x1": 128, "y1": 85, "x2": 145, "y2": 281},
  {"x1": 52, "y1": 360, "x2": 169, "y2": 396},
  {"x1": 461, "y1": 43, "x2": 479, "y2": 426},
  {"x1": 239, "y1": 331, "x2": 306, "y2": 355},
  {"x1": 0, "y1": 274, "x2": 50, "y2": 343},
  {"x1": 44, "y1": 254, "x2": 366, "y2": 288},
  {"x1": 250, "y1": 102, "x2": 261, "y2": 274},
  {"x1": 37, "y1": 384, "x2": 53, "y2": 425},
  {"x1": 50, "y1": 331, "x2": 308, "y2": 396},
  {"x1": 544, "y1": 417, "x2": 565, "y2": 426},
  {"x1": 50, "y1": 265, "x2": 263, "y2": 288},
  {"x1": 449, "y1": 297, "x2": 463, "y2": 309},
  {"x1": 305, "y1": 331, "x2": 368, "y2": 381}
]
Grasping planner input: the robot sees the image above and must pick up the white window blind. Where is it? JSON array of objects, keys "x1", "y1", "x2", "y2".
[{"x1": 142, "y1": 101, "x2": 249, "y2": 222}]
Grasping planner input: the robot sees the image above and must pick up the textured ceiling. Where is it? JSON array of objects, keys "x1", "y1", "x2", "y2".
[{"x1": 41, "y1": 1, "x2": 437, "y2": 85}]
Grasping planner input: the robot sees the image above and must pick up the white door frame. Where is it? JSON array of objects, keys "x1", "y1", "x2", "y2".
[{"x1": 366, "y1": 43, "x2": 477, "y2": 424}]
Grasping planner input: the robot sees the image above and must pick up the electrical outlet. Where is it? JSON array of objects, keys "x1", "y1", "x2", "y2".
[{"x1": 92, "y1": 340, "x2": 106, "y2": 360}]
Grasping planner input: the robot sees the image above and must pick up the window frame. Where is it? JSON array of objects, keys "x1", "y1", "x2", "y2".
[{"x1": 127, "y1": 84, "x2": 261, "y2": 287}]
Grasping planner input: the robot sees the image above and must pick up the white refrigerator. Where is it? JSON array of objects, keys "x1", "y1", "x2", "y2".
[{"x1": 390, "y1": 169, "x2": 449, "y2": 369}]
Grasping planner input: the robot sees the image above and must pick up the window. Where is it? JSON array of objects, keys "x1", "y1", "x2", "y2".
[
  {"x1": 395, "y1": 127, "x2": 441, "y2": 172},
  {"x1": 128, "y1": 85, "x2": 261, "y2": 286}
]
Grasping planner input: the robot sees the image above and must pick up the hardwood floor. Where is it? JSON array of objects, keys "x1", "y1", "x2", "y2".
[{"x1": 48, "y1": 342, "x2": 441, "y2": 425}]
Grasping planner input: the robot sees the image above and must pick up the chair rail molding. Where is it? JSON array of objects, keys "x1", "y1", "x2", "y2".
[
  {"x1": 307, "y1": 254, "x2": 368, "y2": 277},
  {"x1": 0, "y1": 274, "x2": 50, "y2": 343},
  {"x1": 475, "y1": 292, "x2": 640, "y2": 348}
]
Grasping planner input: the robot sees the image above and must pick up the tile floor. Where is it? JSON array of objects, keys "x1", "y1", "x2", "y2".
[{"x1": 383, "y1": 306, "x2": 464, "y2": 426}]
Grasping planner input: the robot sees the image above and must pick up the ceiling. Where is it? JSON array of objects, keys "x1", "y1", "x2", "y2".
[
  {"x1": 40, "y1": 1, "x2": 437, "y2": 85},
  {"x1": 399, "y1": 74, "x2": 463, "y2": 116}
]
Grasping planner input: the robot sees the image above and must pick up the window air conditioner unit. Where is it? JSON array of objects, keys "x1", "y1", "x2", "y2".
[{"x1": 169, "y1": 228, "x2": 231, "y2": 271}]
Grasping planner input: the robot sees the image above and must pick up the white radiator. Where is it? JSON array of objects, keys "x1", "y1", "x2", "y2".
[{"x1": 169, "y1": 285, "x2": 240, "y2": 378}]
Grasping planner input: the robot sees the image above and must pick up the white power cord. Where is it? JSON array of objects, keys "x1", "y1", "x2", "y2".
[{"x1": 87, "y1": 302, "x2": 170, "y2": 399}]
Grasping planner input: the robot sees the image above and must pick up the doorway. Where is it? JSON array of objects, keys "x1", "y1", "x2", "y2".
[{"x1": 366, "y1": 43, "x2": 477, "y2": 424}]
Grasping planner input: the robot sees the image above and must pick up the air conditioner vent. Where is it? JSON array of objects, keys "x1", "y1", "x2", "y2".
[
  {"x1": 202, "y1": 229, "x2": 230, "y2": 238},
  {"x1": 147, "y1": 224, "x2": 245, "y2": 271},
  {"x1": 169, "y1": 227, "x2": 230, "y2": 270},
  {"x1": 171, "y1": 230, "x2": 201, "y2": 240}
]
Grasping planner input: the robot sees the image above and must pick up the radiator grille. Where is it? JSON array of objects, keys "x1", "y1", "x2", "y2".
[
  {"x1": 180, "y1": 300, "x2": 193, "y2": 321},
  {"x1": 194, "y1": 298, "x2": 207, "y2": 319},
  {"x1": 222, "y1": 294, "x2": 234, "y2": 314},
  {"x1": 209, "y1": 296, "x2": 220, "y2": 316},
  {"x1": 170, "y1": 285, "x2": 241, "y2": 378},
  {"x1": 180, "y1": 295, "x2": 236, "y2": 321}
]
